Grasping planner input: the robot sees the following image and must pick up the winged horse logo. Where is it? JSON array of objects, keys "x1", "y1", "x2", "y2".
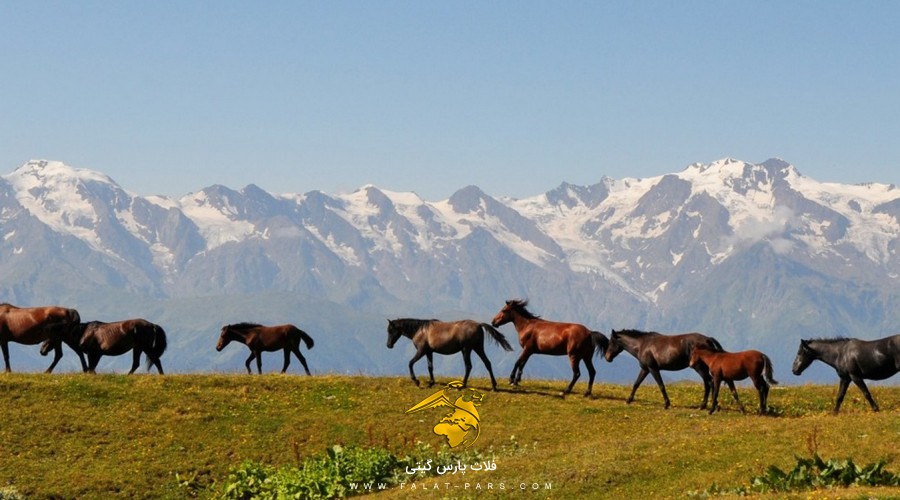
[{"x1": 406, "y1": 381, "x2": 485, "y2": 448}]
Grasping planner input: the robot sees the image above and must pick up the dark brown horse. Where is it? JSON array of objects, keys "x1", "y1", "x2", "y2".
[
  {"x1": 45, "y1": 319, "x2": 168, "y2": 374},
  {"x1": 386, "y1": 318, "x2": 513, "y2": 390},
  {"x1": 216, "y1": 323, "x2": 314, "y2": 374},
  {"x1": 689, "y1": 346, "x2": 778, "y2": 415},
  {"x1": 604, "y1": 329, "x2": 723, "y2": 409},
  {"x1": 491, "y1": 299, "x2": 608, "y2": 396},
  {"x1": 0, "y1": 303, "x2": 85, "y2": 373},
  {"x1": 792, "y1": 336, "x2": 900, "y2": 414}
]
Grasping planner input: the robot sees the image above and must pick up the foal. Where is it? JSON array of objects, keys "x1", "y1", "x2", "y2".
[{"x1": 689, "y1": 346, "x2": 778, "y2": 415}]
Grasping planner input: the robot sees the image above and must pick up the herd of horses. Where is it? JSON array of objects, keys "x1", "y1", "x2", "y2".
[{"x1": 3, "y1": 299, "x2": 900, "y2": 415}]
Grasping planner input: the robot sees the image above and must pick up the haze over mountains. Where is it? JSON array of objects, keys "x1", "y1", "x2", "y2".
[{"x1": 3, "y1": 158, "x2": 899, "y2": 384}]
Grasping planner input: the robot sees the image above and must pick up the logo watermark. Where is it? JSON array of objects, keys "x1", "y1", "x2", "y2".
[{"x1": 406, "y1": 381, "x2": 485, "y2": 448}]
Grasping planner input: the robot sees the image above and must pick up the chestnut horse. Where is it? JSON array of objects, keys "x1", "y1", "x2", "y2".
[
  {"x1": 689, "y1": 346, "x2": 778, "y2": 415},
  {"x1": 46, "y1": 319, "x2": 168, "y2": 374},
  {"x1": 604, "y1": 329, "x2": 723, "y2": 409},
  {"x1": 0, "y1": 303, "x2": 85, "y2": 373},
  {"x1": 792, "y1": 336, "x2": 900, "y2": 414},
  {"x1": 491, "y1": 299, "x2": 608, "y2": 396},
  {"x1": 216, "y1": 322, "x2": 314, "y2": 374},
  {"x1": 386, "y1": 318, "x2": 513, "y2": 390}
]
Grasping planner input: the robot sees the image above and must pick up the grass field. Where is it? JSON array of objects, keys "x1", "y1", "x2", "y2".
[{"x1": 1, "y1": 374, "x2": 900, "y2": 499}]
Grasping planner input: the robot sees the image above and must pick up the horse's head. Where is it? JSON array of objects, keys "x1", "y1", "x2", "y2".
[
  {"x1": 688, "y1": 345, "x2": 709, "y2": 368},
  {"x1": 604, "y1": 330, "x2": 624, "y2": 362},
  {"x1": 39, "y1": 339, "x2": 56, "y2": 356},
  {"x1": 492, "y1": 300, "x2": 530, "y2": 327},
  {"x1": 792, "y1": 339, "x2": 815, "y2": 375},
  {"x1": 216, "y1": 325, "x2": 233, "y2": 351},
  {"x1": 386, "y1": 320, "x2": 400, "y2": 348}
]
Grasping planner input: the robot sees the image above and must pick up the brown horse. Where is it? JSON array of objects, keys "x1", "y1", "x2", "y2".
[
  {"x1": 386, "y1": 318, "x2": 513, "y2": 390},
  {"x1": 47, "y1": 319, "x2": 168, "y2": 374},
  {"x1": 604, "y1": 329, "x2": 723, "y2": 409},
  {"x1": 216, "y1": 322, "x2": 314, "y2": 374},
  {"x1": 689, "y1": 346, "x2": 778, "y2": 415},
  {"x1": 491, "y1": 299, "x2": 608, "y2": 396},
  {"x1": 0, "y1": 303, "x2": 85, "y2": 373}
]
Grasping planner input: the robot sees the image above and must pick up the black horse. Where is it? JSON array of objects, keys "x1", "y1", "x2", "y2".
[
  {"x1": 792, "y1": 336, "x2": 900, "y2": 414},
  {"x1": 44, "y1": 319, "x2": 168, "y2": 374},
  {"x1": 604, "y1": 329, "x2": 723, "y2": 409},
  {"x1": 386, "y1": 318, "x2": 513, "y2": 390}
]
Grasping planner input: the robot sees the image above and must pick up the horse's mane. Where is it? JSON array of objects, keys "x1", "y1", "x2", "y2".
[
  {"x1": 227, "y1": 322, "x2": 263, "y2": 331},
  {"x1": 506, "y1": 299, "x2": 540, "y2": 320},
  {"x1": 807, "y1": 337, "x2": 850, "y2": 344},
  {"x1": 613, "y1": 329, "x2": 659, "y2": 337},
  {"x1": 390, "y1": 318, "x2": 437, "y2": 336}
]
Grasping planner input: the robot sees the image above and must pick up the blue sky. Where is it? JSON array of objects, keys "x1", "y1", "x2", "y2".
[{"x1": 2, "y1": 2, "x2": 898, "y2": 200}]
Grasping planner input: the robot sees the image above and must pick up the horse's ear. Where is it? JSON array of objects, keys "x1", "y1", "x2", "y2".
[{"x1": 800, "y1": 339, "x2": 809, "y2": 347}]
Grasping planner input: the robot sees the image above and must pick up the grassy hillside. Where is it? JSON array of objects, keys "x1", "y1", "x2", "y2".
[{"x1": 1, "y1": 374, "x2": 900, "y2": 499}]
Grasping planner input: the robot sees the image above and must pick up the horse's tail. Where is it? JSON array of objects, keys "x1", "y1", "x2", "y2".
[
  {"x1": 146, "y1": 324, "x2": 168, "y2": 369},
  {"x1": 706, "y1": 336, "x2": 725, "y2": 352},
  {"x1": 297, "y1": 328, "x2": 315, "y2": 350},
  {"x1": 762, "y1": 354, "x2": 778, "y2": 386},
  {"x1": 481, "y1": 324, "x2": 513, "y2": 351},
  {"x1": 591, "y1": 331, "x2": 609, "y2": 357}
]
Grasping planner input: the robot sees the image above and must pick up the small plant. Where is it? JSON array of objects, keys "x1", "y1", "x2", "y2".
[{"x1": 688, "y1": 454, "x2": 900, "y2": 497}]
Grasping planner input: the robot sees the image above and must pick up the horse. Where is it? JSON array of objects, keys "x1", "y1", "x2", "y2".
[
  {"x1": 386, "y1": 318, "x2": 513, "y2": 390},
  {"x1": 689, "y1": 346, "x2": 778, "y2": 415},
  {"x1": 491, "y1": 299, "x2": 608, "y2": 396},
  {"x1": 604, "y1": 329, "x2": 723, "y2": 409},
  {"x1": 792, "y1": 336, "x2": 900, "y2": 414},
  {"x1": 44, "y1": 319, "x2": 168, "y2": 374},
  {"x1": 216, "y1": 322, "x2": 314, "y2": 375},
  {"x1": 0, "y1": 303, "x2": 85, "y2": 373}
]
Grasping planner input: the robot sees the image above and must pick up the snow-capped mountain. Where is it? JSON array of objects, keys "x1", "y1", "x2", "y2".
[{"x1": 2, "y1": 158, "x2": 899, "y2": 381}]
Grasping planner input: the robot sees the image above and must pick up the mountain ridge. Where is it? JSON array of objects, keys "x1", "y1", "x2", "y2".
[{"x1": 2, "y1": 157, "x2": 899, "y2": 382}]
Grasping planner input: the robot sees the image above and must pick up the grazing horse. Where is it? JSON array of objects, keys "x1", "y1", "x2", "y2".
[
  {"x1": 216, "y1": 323, "x2": 314, "y2": 375},
  {"x1": 604, "y1": 329, "x2": 723, "y2": 409},
  {"x1": 386, "y1": 318, "x2": 513, "y2": 390},
  {"x1": 0, "y1": 303, "x2": 85, "y2": 373},
  {"x1": 689, "y1": 346, "x2": 778, "y2": 415},
  {"x1": 491, "y1": 299, "x2": 608, "y2": 396},
  {"x1": 792, "y1": 336, "x2": 900, "y2": 414},
  {"x1": 56, "y1": 320, "x2": 168, "y2": 374}
]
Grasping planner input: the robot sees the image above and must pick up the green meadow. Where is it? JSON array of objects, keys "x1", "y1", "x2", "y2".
[{"x1": 1, "y1": 374, "x2": 899, "y2": 499}]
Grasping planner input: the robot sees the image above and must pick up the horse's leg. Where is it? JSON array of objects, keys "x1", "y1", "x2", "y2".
[
  {"x1": 725, "y1": 380, "x2": 745, "y2": 413},
  {"x1": 752, "y1": 374, "x2": 768, "y2": 415},
  {"x1": 850, "y1": 375, "x2": 880, "y2": 412},
  {"x1": 128, "y1": 347, "x2": 141, "y2": 374},
  {"x1": 244, "y1": 352, "x2": 255, "y2": 374},
  {"x1": 510, "y1": 349, "x2": 532, "y2": 387},
  {"x1": 626, "y1": 367, "x2": 649, "y2": 404},
  {"x1": 426, "y1": 352, "x2": 435, "y2": 387},
  {"x1": 461, "y1": 348, "x2": 473, "y2": 388},
  {"x1": 709, "y1": 376, "x2": 721, "y2": 414},
  {"x1": 563, "y1": 354, "x2": 581, "y2": 395},
  {"x1": 292, "y1": 347, "x2": 311, "y2": 376},
  {"x1": 833, "y1": 377, "x2": 851, "y2": 414},
  {"x1": 281, "y1": 348, "x2": 291, "y2": 373},
  {"x1": 473, "y1": 345, "x2": 498, "y2": 390},
  {"x1": 45, "y1": 342, "x2": 64, "y2": 374},
  {"x1": 87, "y1": 351, "x2": 101, "y2": 374},
  {"x1": 255, "y1": 350, "x2": 263, "y2": 374},
  {"x1": 407, "y1": 348, "x2": 427, "y2": 386},
  {"x1": 693, "y1": 365, "x2": 712, "y2": 410},
  {"x1": 649, "y1": 368, "x2": 672, "y2": 409},
  {"x1": 583, "y1": 356, "x2": 596, "y2": 398},
  {"x1": 1, "y1": 340, "x2": 10, "y2": 372}
]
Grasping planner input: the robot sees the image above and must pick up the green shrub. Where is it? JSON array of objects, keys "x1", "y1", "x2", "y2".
[{"x1": 689, "y1": 454, "x2": 900, "y2": 497}]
